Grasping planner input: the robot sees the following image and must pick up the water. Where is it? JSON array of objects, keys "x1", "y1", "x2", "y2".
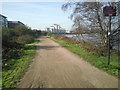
[
  {"x1": 65, "y1": 34, "x2": 119, "y2": 51},
  {"x1": 65, "y1": 34, "x2": 101, "y2": 44}
]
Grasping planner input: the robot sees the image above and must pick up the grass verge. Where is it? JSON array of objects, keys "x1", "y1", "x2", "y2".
[
  {"x1": 2, "y1": 39, "x2": 40, "y2": 88},
  {"x1": 51, "y1": 37, "x2": 119, "y2": 78}
]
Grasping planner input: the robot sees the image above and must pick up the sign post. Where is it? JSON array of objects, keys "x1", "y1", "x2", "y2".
[
  {"x1": 108, "y1": 14, "x2": 111, "y2": 65},
  {"x1": 103, "y1": 6, "x2": 116, "y2": 65}
]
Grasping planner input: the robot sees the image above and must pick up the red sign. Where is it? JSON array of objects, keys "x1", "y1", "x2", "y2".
[{"x1": 103, "y1": 6, "x2": 116, "y2": 16}]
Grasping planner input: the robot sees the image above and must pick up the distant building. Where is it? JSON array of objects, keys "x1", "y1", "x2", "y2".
[
  {"x1": 8, "y1": 21, "x2": 25, "y2": 28},
  {"x1": 45, "y1": 24, "x2": 66, "y2": 34},
  {"x1": 66, "y1": 30, "x2": 71, "y2": 34},
  {"x1": 53, "y1": 24, "x2": 61, "y2": 30},
  {"x1": 46, "y1": 27, "x2": 51, "y2": 32},
  {"x1": 0, "y1": 14, "x2": 8, "y2": 28}
]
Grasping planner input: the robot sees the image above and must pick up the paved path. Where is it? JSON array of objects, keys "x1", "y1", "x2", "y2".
[{"x1": 17, "y1": 37, "x2": 118, "y2": 88}]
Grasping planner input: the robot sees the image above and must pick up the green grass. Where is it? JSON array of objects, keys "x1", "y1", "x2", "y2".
[
  {"x1": 51, "y1": 37, "x2": 119, "y2": 78},
  {"x1": 2, "y1": 39, "x2": 40, "y2": 88}
]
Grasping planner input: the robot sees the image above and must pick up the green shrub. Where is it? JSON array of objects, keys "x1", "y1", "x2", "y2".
[
  {"x1": 2, "y1": 26, "x2": 41, "y2": 63},
  {"x1": 16, "y1": 35, "x2": 34, "y2": 44}
]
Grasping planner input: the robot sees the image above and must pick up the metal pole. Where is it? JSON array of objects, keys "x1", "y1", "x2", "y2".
[{"x1": 108, "y1": 15, "x2": 111, "y2": 65}]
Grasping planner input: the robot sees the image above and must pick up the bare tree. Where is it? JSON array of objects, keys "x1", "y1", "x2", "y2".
[{"x1": 62, "y1": 1, "x2": 119, "y2": 48}]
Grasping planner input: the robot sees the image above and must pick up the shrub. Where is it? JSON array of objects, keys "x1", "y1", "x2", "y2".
[
  {"x1": 2, "y1": 26, "x2": 41, "y2": 63},
  {"x1": 16, "y1": 35, "x2": 34, "y2": 44}
]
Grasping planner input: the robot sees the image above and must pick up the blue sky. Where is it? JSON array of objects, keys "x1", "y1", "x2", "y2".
[{"x1": 2, "y1": 2, "x2": 73, "y2": 30}]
